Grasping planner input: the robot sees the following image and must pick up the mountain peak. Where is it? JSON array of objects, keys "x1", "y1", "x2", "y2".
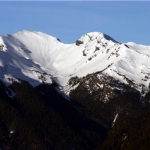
[
  {"x1": 13, "y1": 30, "x2": 61, "y2": 43},
  {"x1": 76, "y1": 32, "x2": 119, "y2": 45}
]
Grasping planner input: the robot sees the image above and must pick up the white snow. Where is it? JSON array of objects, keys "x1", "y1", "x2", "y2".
[
  {"x1": 112, "y1": 113, "x2": 118, "y2": 127},
  {"x1": 10, "y1": 130, "x2": 14, "y2": 134},
  {"x1": 0, "y1": 30, "x2": 150, "y2": 93}
]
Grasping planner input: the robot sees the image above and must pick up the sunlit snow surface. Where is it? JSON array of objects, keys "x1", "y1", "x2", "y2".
[{"x1": 0, "y1": 30, "x2": 150, "y2": 90}]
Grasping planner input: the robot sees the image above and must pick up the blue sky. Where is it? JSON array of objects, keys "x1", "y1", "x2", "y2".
[{"x1": 0, "y1": 1, "x2": 150, "y2": 45}]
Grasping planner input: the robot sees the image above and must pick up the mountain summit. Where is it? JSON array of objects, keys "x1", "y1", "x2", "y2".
[{"x1": 0, "y1": 30, "x2": 150, "y2": 94}]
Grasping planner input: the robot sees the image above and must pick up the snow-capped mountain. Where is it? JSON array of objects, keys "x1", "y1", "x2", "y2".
[
  {"x1": 0, "y1": 30, "x2": 150, "y2": 94},
  {"x1": 1, "y1": 30, "x2": 150, "y2": 150}
]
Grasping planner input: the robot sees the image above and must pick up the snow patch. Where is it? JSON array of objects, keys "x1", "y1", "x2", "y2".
[{"x1": 112, "y1": 113, "x2": 118, "y2": 127}]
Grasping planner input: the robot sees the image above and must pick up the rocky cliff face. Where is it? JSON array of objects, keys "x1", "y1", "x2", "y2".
[
  {"x1": 65, "y1": 71, "x2": 150, "y2": 130},
  {"x1": 67, "y1": 73, "x2": 136, "y2": 103}
]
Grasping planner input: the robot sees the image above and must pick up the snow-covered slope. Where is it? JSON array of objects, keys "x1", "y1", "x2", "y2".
[{"x1": 0, "y1": 30, "x2": 150, "y2": 92}]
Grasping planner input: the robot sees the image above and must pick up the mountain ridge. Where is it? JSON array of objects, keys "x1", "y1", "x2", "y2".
[{"x1": 0, "y1": 30, "x2": 150, "y2": 95}]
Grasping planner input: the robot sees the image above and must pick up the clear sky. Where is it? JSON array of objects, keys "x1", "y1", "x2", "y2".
[{"x1": 0, "y1": 1, "x2": 150, "y2": 45}]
